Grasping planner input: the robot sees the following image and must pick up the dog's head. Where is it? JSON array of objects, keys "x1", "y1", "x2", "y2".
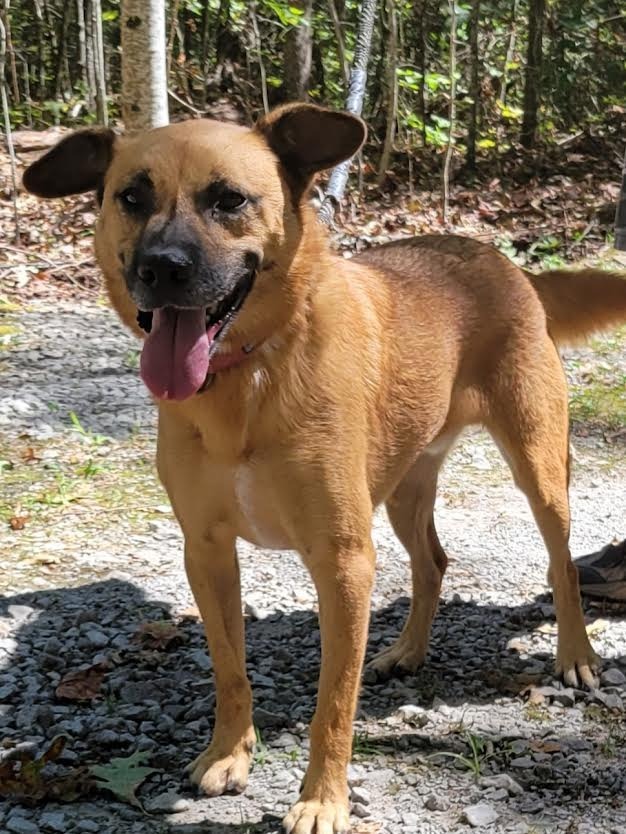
[{"x1": 23, "y1": 104, "x2": 365, "y2": 401}]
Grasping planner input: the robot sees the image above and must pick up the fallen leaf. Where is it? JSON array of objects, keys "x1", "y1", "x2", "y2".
[
  {"x1": 529, "y1": 739, "x2": 561, "y2": 753},
  {"x1": 55, "y1": 664, "x2": 107, "y2": 701},
  {"x1": 8, "y1": 515, "x2": 28, "y2": 531},
  {"x1": 0, "y1": 736, "x2": 93, "y2": 803},
  {"x1": 536, "y1": 622, "x2": 557, "y2": 635},
  {"x1": 90, "y1": 750, "x2": 159, "y2": 808},
  {"x1": 135, "y1": 620, "x2": 183, "y2": 650},
  {"x1": 21, "y1": 446, "x2": 40, "y2": 462},
  {"x1": 179, "y1": 605, "x2": 201, "y2": 621}
]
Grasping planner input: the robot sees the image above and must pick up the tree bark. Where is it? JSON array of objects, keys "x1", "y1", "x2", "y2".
[
  {"x1": 466, "y1": 0, "x2": 480, "y2": 169},
  {"x1": 0, "y1": 15, "x2": 19, "y2": 239},
  {"x1": 498, "y1": 0, "x2": 518, "y2": 108},
  {"x1": 92, "y1": 0, "x2": 108, "y2": 125},
  {"x1": 442, "y1": 0, "x2": 457, "y2": 222},
  {"x1": 415, "y1": 0, "x2": 429, "y2": 147},
  {"x1": 284, "y1": 0, "x2": 314, "y2": 100},
  {"x1": 76, "y1": 0, "x2": 92, "y2": 110},
  {"x1": 319, "y1": 0, "x2": 378, "y2": 225},
  {"x1": 121, "y1": 0, "x2": 169, "y2": 130},
  {"x1": 377, "y1": 0, "x2": 398, "y2": 185},
  {"x1": 521, "y1": 0, "x2": 545, "y2": 149}
]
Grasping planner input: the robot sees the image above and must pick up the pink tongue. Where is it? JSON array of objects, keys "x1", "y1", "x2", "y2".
[{"x1": 140, "y1": 308, "x2": 210, "y2": 401}]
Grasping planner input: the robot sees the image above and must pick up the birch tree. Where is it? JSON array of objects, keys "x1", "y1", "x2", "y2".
[
  {"x1": 318, "y1": 0, "x2": 378, "y2": 225},
  {"x1": 121, "y1": 0, "x2": 169, "y2": 130}
]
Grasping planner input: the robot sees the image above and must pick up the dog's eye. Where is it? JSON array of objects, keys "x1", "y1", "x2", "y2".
[
  {"x1": 215, "y1": 191, "x2": 247, "y2": 213},
  {"x1": 119, "y1": 188, "x2": 142, "y2": 212}
]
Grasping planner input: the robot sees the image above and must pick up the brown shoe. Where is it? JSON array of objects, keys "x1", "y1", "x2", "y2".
[{"x1": 574, "y1": 540, "x2": 626, "y2": 600}]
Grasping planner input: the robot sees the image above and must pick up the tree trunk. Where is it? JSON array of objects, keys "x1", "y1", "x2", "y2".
[
  {"x1": 325, "y1": 0, "x2": 349, "y2": 89},
  {"x1": 284, "y1": 0, "x2": 313, "y2": 100},
  {"x1": 0, "y1": 16, "x2": 19, "y2": 239},
  {"x1": 85, "y1": 0, "x2": 97, "y2": 111},
  {"x1": 2, "y1": 0, "x2": 20, "y2": 103},
  {"x1": 76, "y1": 0, "x2": 91, "y2": 109},
  {"x1": 53, "y1": 1, "x2": 71, "y2": 100},
  {"x1": 319, "y1": 0, "x2": 378, "y2": 225},
  {"x1": 442, "y1": 0, "x2": 457, "y2": 223},
  {"x1": 121, "y1": 0, "x2": 169, "y2": 130},
  {"x1": 521, "y1": 0, "x2": 545, "y2": 149},
  {"x1": 415, "y1": 0, "x2": 429, "y2": 147},
  {"x1": 466, "y1": 0, "x2": 480, "y2": 169},
  {"x1": 377, "y1": 0, "x2": 398, "y2": 185},
  {"x1": 91, "y1": 0, "x2": 108, "y2": 125},
  {"x1": 498, "y1": 0, "x2": 517, "y2": 108}
]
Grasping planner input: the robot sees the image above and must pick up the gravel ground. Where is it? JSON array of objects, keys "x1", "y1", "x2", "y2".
[{"x1": 1, "y1": 298, "x2": 626, "y2": 834}]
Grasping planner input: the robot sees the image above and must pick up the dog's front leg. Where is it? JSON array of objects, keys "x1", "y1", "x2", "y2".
[
  {"x1": 184, "y1": 528, "x2": 256, "y2": 796},
  {"x1": 284, "y1": 539, "x2": 376, "y2": 834}
]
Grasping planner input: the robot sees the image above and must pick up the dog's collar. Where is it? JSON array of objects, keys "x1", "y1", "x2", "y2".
[{"x1": 198, "y1": 342, "x2": 256, "y2": 392}]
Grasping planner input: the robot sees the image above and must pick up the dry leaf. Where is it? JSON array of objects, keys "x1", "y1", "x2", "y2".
[
  {"x1": 0, "y1": 736, "x2": 93, "y2": 803},
  {"x1": 55, "y1": 664, "x2": 107, "y2": 701},
  {"x1": 8, "y1": 515, "x2": 28, "y2": 531},
  {"x1": 135, "y1": 620, "x2": 183, "y2": 650},
  {"x1": 585, "y1": 619, "x2": 609, "y2": 636}
]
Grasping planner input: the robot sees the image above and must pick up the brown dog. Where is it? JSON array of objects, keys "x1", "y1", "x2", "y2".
[{"x1": 24, "y1": 104, "x2": 626, "y2": 833}]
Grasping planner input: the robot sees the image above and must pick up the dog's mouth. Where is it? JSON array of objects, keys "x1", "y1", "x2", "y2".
[{"x1": 137, "y1": 271, "x2": 255, "y2": 401}]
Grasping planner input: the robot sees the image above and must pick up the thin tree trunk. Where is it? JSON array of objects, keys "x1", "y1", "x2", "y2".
[
  {"x1": 521, "y1": 0, "x2": 545, "y2": 149},
  {"x1": 76, "y1": 0, "x2": 90, "y2": 108},
  {"x1": 250, "y1": 3, "x2": 269, "y2": 115},
  {"x1": 121, "y1": 0, "x2": 168, "y2": 130},
  {"x1": 466, "y1": 0, "x2": 480, "y2": 169},
  {"x1": 200, "y1": 0, "x2": 210, "y2": 97},
  {"x1": 498, "y1": 0, "x2": 517, "y2": 108},
  {"x1": 377, "y1": 0, "x2": 398, "y2": 185},
  {"x1": 92, "y1": 0, "x2": 108, "y2": 125},
  {"x1": 442, "y1": 0, "x2": 457, "y2": 223},
  {"x1": 0, "y1": 16, "x2": 19, "y2": 240},
  {"x1": 284, "y1": 0, "x2": 314, "y2": 100},
  {"x1": 166, "y1": 0, "x2": 180, "y2": 81},
  {"x1": 85, "y1": 0, "x2": 97, "y2": 111},
  {"x1": 53, "y1": 1, "x2": 72, "y2": 100},
  {"x1": 325, "y1": 0, "x2": 349, "y2": 89},
  {"x1": 319, "y1": 0, "x2": 378, "y2": 225},
  {"x1": 2, "y1": 1, "x2": 19, "y2": 103},
  {"x1": 415, "y1": 0, "x2": 429, "y2": 146}
]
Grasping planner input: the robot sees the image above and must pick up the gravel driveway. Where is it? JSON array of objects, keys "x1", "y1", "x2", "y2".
[{"x1": 1, "y1": 298, "x2": 625, "y2": 834}]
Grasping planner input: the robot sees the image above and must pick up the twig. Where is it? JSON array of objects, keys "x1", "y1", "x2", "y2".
[
  {"x1": 167, "y1": 88, "x2": 206, "y2": 116},
  {"x1": 0, "y1": 14, "x2": 19, "y2": 240}
]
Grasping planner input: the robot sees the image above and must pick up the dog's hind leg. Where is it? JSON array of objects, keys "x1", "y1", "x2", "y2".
[
  {"x1": 369, "y1": 442, "x2": 453, "y2": 678},
  {"x1": 486, "y1": 338, "x2": 599, "y2": 688}
]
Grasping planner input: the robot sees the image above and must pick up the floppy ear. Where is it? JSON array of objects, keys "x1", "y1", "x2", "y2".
[
  {"x1": 22, "y1": 129, "x2": 116, "y2": 198},
  {"x1": 256, "y1": 103, "x2": 366, "y2": 184}
]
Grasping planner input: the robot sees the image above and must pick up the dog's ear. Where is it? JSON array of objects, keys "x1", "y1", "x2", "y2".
[
  {"x1": 257, "y1": 103, "x2": 366, "y2": 185},
  {"x1": 23, "y1": 129, "x2": 116, "y2": 198}
]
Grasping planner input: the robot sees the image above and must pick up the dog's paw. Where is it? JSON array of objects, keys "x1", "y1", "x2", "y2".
[
  {"x1": 556, "y1": 640, "x2": 600, "y2": 689},
  {"x1": 187, "y1": 743, "x2": 252, "y2": 796},
  {"x1": 282, "y1": 799, "x2": 350, "y2": 834},
  {"x1": 367, "y1": 638, "x2": 426, "y2": 679}
]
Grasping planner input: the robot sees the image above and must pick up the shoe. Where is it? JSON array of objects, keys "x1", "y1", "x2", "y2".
[{"x1": 574, "y1": 540, "x2": 626, "y2": 600}]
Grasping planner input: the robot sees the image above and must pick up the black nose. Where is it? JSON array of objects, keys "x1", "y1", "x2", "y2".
[{"x1": 136, "y1": 247, "x2": 193, "y2": 287}]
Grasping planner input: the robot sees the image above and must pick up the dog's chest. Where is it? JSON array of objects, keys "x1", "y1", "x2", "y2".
[{"x1": 234, "y1": 462, "x2": 293, "y2": 550}]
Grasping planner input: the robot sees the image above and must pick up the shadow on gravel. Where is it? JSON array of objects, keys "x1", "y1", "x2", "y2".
[{"x1": 1, "y1": 579, "x2": 626, "y2": 830}]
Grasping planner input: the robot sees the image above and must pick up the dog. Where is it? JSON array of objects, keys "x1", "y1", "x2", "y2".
[{"x1": 24, "y1": 103, "x2": 626, "y2": 833}]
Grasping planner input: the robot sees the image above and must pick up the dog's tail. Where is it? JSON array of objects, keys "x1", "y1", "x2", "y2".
[{"x1": 528, "y1": 266, "x2": 626, "y2": 345}]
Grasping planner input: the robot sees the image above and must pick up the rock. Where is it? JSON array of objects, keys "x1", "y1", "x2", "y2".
[
  {"x1": 397, "y1": 704, "x2": 427, "y2": 725},
  {"x1": 39, "y1": 811, "x2": 66, "y2": 832},
  {"x1": 350, "y1": 786, "x2": 371, "y2": 805},
  {"x1": 479, "y1": 774, "x2": 524, "y2": 796},
  {"x1": 489, "y1": 788, "x2": 509, "y2": 801},
  {"x1": 401, "y1": 812, "x2": 420, "y2": 826},
  {"x1": 352, "y1": 803, "x2": 371, "y2": 819},
  {"x1": 76, "y1": 821, "x2": 100, "y2": 833},
  {"x1": 424, "y1": 794, "x2": 450, "y2": 811},
  {"x1": 510, "y1": 756, "x2": 534, "y2": 769},
  {"x1": 145, "y1": 790, "x2": 191, "y2": 814},
  {"x1": 253, "y1": 707, "x2": 286, "y2": 729},
  {"x1": 6, "y1": 816, "x2": 40, "y2": 834},
  {"x1": 462, "y1": 803, "x2": 499, "y2": 827},
  {"x1": 601, "y1": 668, "x2": 626, "y2": 687},
  {"x1": 85, "y1": 629, "x2": 109, "y2": 648},
  {"x1": 591, "y1": 690, "x2": 624, "y2": 710},
  {"x1": 8, "y1": 604, "x2": 35, "y2": 621}
]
